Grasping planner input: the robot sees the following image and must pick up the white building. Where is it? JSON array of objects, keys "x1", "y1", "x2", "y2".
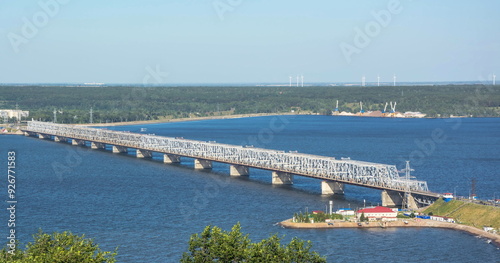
[
  {"x1": 430, "y1": 215, "x2": 455, "y2": 223},
  {"x1": 356, "y1": 206, "x2": 398, "y2": 222},
  {"x1": 336, "y1": 208, "x2": 355, "y2": 216},
  {"x1": 0, "y1": 109, "x2": 29, "y2": 120}
]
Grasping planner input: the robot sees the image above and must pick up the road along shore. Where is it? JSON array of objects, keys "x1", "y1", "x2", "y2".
[
  {"x1": 280, "y1": 219, "x2": 500, "y2": 247},
  {"x1": 80, "y1": 112, "x2": 308, "y2": 127}
]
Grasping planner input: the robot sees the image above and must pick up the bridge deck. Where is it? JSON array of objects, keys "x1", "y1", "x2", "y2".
[{"x1": 24, "y1": 121, "x2": 439, "y2": 198}]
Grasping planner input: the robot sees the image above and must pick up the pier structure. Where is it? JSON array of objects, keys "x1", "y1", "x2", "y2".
[{"x1": 23, "y1": 121, "x2": 440, "y2": 209}]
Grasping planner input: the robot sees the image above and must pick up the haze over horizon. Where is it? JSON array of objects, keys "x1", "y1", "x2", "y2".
[{"x1": 1, "y1": 1, "x2": 499, "y2": 84}]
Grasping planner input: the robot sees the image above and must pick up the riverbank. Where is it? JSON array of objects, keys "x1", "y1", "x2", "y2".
[
  {"x1": 80, "y1": 112, "x2": 310, "y2": 127},
  {"x1": 0, "y1": 130, "x2": 23, "y2": 135},
  {"x1": 280, "y1": 219, "x2": 500, "y2": 247}
]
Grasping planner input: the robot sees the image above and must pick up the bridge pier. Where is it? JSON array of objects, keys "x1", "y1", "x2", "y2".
[
  {"x1": 38, "y1": 133, "x2": 49, "y2": 139},
  {"x1": 112, "y1": 145, "x2": 128, "y2": 153},
  {"x1": 71, "y1": 139, "x2": 85, "y2": 146},
  {"x1": 382, "y1": 190, "x2": 420, "y2": 209},
  {"x1": 321, "y1": 181, "x2": 345, "y2": 195},
  {"x1": 404, "y1": 194, "x2": 419, "y2": 210},
  {"x1": 54, "y1": 136, "x2": 67, "y2": 142},
  {"x1": 194, "y1": 159, "x2": 212, "y2": 169},
  {"x1": 381, "y1": 190, "x2": 403, "y2": 207},
  {"x1": 272, "y1": 171, "x2": 293, "y2": 185},
  {"x1": 136, "y1": 149, "x2": 152, "y2": 158},
  {"x1": 163, "y1": 154, "x2": 181, "y2": 164},
  {"x1": 230, "y1": 165, "x2": 249, "y2": 176},
  {"x1": 91, "y1": 142, "x2": 105, "y2": 150}
]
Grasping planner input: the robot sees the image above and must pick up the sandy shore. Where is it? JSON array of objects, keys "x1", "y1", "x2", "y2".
[
  {"x1": 0, "y1": 130, "x2": 24, "y2": 135},
  {"x1": 280, "y1": 219, "x2": 500, "y2": 247},
  {"x1": 81, "y1": 112, "x2": 309, "y2": 127}
]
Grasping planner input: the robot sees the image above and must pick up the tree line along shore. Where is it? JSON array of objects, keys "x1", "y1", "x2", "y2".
[{"x1": 0, "y1": 84, "x2": 499, "y2": 125}]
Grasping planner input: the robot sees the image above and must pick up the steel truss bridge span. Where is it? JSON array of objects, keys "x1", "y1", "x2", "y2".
[{"x1": 24, "y1": 121, "x2": 439, "y2": 207}]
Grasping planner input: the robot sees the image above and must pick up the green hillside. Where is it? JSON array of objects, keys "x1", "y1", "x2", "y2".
[{"x1": 424, "y1": 199, "x2": 500, "y2": 229}]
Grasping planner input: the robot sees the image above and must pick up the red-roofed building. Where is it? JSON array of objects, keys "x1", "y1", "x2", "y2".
[{"x1": 356, "y1": 206, "x2": 397, "y2": 222}]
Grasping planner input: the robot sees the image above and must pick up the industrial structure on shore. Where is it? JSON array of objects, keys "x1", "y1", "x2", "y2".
[{"x1": 332, "y1": 100, "x2": 426, "y2": 118}]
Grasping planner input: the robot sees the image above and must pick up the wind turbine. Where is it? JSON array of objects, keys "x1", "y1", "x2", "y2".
[
  {"x1": 494, "y1": 74, "x2": 496, "y2": 85},
  {"x1": 289, "y1": 76, "x2": 292, "y2": 87},
  {"x1": 393, "y1": 74, "x2": 396, "y2": 87},
  {"x1": 362, "y1": 76, "x2": 366, "y2": 86},
  {"x1": 360, "y1": 102, "x2": 364, "y2": 114},
  {"x1": 377, "y1": 75, "x2": 380, "y2": 86},
  {"x1": 296, "y1": 75, "x2": 299, "y2": 87},
  {"x1": 301, "y1": 75, "x2": 304, "y2": 87},
  {"x1": 335, "y1": 100, "x2": 339, "y2": 112}
]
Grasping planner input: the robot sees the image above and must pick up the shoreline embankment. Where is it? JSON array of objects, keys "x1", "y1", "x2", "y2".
[
  {"x1": 280, "y1": 219, "x2": 500, "y2": 248},
  {"x1": 80, "y1": 112, "x2": 307, "y2": 127}
]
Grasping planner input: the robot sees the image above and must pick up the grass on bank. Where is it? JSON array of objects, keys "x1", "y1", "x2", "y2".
[{"x1": 424, "y1": 199, "x2": 500, "y2": 229}]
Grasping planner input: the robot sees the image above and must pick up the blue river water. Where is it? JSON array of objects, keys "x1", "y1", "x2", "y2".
[{"x1": 1, "y1": 116, "x2": 499, "y2": 262}]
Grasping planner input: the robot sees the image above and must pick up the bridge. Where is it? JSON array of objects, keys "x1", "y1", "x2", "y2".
[{"x1": 23, "y1": 121, "x2": 441, "y2": 209}]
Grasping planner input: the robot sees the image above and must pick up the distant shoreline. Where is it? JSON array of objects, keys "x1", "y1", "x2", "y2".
[
  {"x1": 3, "y1": 112, "x2": 497, "y2": 133},
  {"x1": 62, "y1": 112, "x2": 497, "y2": 128},
  {"x1": 79, "y1": 112, "x2": 310, "y2": 127},
  {"x1": 280, "y1": 219, "x2": 500, "y2": 248}
]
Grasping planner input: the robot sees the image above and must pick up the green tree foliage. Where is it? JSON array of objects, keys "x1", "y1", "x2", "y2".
[
  {"x1": 0, "y1": 230, "x2": 117, "y2": 263},
  {"x1": 181, "y1": 223, "x2": 326, "y2": 263},
  {"x1": 294, "y1": 212, "x2": 343, "y2": 223},
  {"x1": 1, "y1": 85, "x2": 499, "y2": 124},
  {"x1": 360, "y1": 212, "x2": 367, "y2": 222}
]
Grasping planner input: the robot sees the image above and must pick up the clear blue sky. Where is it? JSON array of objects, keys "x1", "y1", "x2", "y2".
[{"x1": 1, "y1": 0, "x2": 499, "y2": 84}]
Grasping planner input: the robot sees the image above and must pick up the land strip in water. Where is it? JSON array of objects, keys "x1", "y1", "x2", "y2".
[{"x1": 280, "y1": 218, "x2": 500, "y2": 247}]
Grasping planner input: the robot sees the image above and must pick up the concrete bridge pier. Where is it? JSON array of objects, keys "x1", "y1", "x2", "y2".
[
  {"x1": 112, "y1": 145, "x2": 128, "y2": 153},
  {"x1": 54, "y1": 136, "x2": 67, "y2": 142},
  {"x1": 382, "y1": 190, "x2": 420, "y2": 209},
  {"x1": 381, "y1": 190, "x2": 403, "y2": 207},
  {"x1": 136, "y1": 149, "x2": 152, "y2": 158},
  {"x1": 163, "y1": 154, "x2": 181, "y2": 164},
  {"x1": 272, "y1": 171, "x2": 293, "y2": 185},
  {"x1": 91, "y1": 142, "x2": 105, "y2": 149},
  {"x1": 230, "y1": 165, "x2": 249, "y2": 176},
  {"x1": 405, "y1": 194, "x2": 419, "y2": 210},
  {"x1": 71, "y1": 139, "x2": 85, "y2": 146},
  {"x1": 38, "y1": 133, "x2": 49, "y2": 139},
  {"x1": 321, "y1": 181, "x2": 345, "y2": 195},
  {"x1": 194, "y1": 159, "x2": 212, "y2": 169}
]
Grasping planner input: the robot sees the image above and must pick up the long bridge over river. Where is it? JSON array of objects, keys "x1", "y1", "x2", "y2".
[{"x1": 24, "y1": 121, "x2": 441, "y2": 209}]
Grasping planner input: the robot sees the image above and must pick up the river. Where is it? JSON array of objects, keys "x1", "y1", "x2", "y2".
[{"x1": 1, "y1": 116, "x2": 498, "y2": 262}]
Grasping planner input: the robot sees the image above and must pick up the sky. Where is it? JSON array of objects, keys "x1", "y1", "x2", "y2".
[{"x1": 1, "y1": 0, "x2": 499, "y2": 84}]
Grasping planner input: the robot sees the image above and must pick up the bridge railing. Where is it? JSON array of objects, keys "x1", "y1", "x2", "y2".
[{"x1": 26, "y1": 121, "x2": 430, "y2": 193}]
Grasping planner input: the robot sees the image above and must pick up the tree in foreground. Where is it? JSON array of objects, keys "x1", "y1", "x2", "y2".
[
  {"x1": 0, "y1": 230, "x2": 117, "y2": 263},
  {"x1": 181, "y1": 223, "x2": 326, "y2": 263}
]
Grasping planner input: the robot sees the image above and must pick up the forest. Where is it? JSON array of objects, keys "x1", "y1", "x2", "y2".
[{"x1": 0, "y1": 84, "x2": 499, "y2": 124}]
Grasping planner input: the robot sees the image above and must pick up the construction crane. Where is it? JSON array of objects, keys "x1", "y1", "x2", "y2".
[
  {"x1": 389, "y1": 101, "x2": 397, "y2": 117},
  {"x1": 382, "y1": 102, "x2": 389, "y2": 116}
]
